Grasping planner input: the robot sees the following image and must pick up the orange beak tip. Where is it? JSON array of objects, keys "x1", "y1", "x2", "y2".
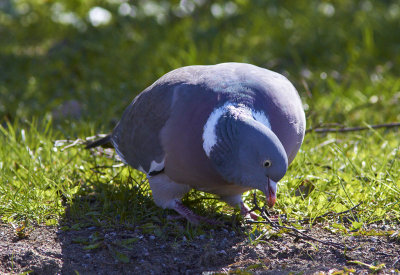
[{"x1": 267, "y1": 195, "x2": 276, "y2": 208}]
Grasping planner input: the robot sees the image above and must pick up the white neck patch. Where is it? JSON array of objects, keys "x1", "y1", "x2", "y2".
[
  {"x1": 202, "y1": 102, "x2": 231, "y2": 157},
  {"x1": 202, "y1": 102, "x2": 271, "y2": 157},
  {"x1": 148, "y1": 159, "x2": 165, "y2": 175},
  {"x1": 252, "y1": 110, "x2": 271, "y2": 129}
]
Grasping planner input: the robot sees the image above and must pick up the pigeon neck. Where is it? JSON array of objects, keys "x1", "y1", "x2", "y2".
[{"x1": 202, "y1": 102, "x2": 271, "y2": 158}]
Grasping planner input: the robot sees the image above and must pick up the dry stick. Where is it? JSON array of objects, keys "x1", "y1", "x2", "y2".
[
  {"x1": 393, "y1": 257, "x2": 400, "y2": 268},
  {"x1": 300, "y1": 202, "x2": 363, "y2": 223},
  {"x1": 248, "y1": 193, "x2": 351, "y2": 250},
  {"x1": 306, "y1": 122, "x2": 400, "y2": 134},
  {"x1": 61, "y1": 138, "x2": 84, "y2": 151},
  {"x1": 55, "y1": 135, "x2": 108, "y2": 151}
]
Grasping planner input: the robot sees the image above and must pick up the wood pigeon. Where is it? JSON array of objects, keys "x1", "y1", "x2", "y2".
[{"x1": 87, "y1": 62, "x2": 306, "y2": 224}]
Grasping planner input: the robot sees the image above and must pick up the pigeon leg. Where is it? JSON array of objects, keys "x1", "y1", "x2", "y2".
[
  {"x1": 171, "y1": 200, "x2": 218, "y2": 225},
  {"x1": 240, "y1": 202, "x2": 260, "y2": 220},
  {"x1": 148, "y1": 174, "x2": 218, "y2": 225},
  {"x1": 221, "y1": 194, "x2": 259, "y2": 220}
]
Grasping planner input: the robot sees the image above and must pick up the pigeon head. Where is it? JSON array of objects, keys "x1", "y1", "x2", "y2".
[{"x1": 203, "y1": 104, "x2": 288, "y2": 207}]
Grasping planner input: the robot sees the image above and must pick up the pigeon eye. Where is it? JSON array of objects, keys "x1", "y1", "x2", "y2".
[{"x1": 263, "y1": 160, "x2": 272, "y2": 168}]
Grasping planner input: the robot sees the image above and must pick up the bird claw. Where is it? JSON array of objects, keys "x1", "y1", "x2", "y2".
[
  {"x1": 171, "y1": 201, "x2": 220, "y2": 225},
  {"x1": 170, "y1": 200, "x2": 259, "y2": 225},
  {"x1": 240, "y1": 202, "x2": 260, "y2": 220}
]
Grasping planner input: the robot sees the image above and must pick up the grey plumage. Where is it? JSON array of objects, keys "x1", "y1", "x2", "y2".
[{"x1": 88, "y1": 62, "x2": 306, "y2": 223}]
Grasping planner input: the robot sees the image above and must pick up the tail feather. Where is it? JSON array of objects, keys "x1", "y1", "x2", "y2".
[{"x1": 85, "y1": 135, "x2": 112, "y2": 149}]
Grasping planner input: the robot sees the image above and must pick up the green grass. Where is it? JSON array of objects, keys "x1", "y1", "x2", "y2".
[
  {"x1": 281, "y1": 130, "x2": 399, "y2": 222},
  {"x1": 1, "y1": 1, "x2": 400, "y2": 234},
  {"x1": 1, "y1": 95, "x2": 399, "y2": 230}
]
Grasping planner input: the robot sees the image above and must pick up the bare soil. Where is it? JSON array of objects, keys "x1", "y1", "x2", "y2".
[{"x1": 1, "y1": 222, "x2": 399, "y2": 274}]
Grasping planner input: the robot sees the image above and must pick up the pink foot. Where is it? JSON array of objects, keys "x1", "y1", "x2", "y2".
[
  {"x1": 240, "y1": 202, "x2": 259, "y2": 220},
  {"x1": 172, "y1": 201, "x2": 220, "y2": 225}
]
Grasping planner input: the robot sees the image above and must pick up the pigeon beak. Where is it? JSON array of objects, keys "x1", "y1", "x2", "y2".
[{"x1": 266, "y1": 177, "x2": 277, "y2": 208}]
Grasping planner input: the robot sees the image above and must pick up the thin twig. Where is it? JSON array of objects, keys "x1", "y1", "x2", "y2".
[
  {"x1": 91, "y1": 164, "x2": 125, "y2": 170},
  {"x1": 90, "y1": 168, "x2": 106, "y2": 175},
  {"x1": 300, "y1": 202, "x2": 363, "y2": 223},
  {"x1": 60, "y1": 138, "x2": 84, "y2": 151},
  {"x1": 248, "y1": 193, "x2": 352, "y2": 250},
  {"x1": 54, "y1": 135, "x2": 108, "y2": 151},
  {"x1": 393, "y1": 257, "x2": 400, "y2": 268},
  {"x1": 306, "y1": 122, "x2": 400, "y2": 134}
]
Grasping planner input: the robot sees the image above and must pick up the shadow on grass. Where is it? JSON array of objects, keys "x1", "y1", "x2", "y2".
[{"x1": 56, "y1": 167, "x2": 248, "y2": 274}]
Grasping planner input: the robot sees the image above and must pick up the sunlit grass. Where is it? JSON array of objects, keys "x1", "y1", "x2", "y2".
[
  {"x1": 0, "y1": 119, "x2": 159, "y2": 226},
  {"x1": 0, "y1": 119, "x2": 76, "y2": 225},
  {"x1": 1, "y1": 114, "x2": 399, "y2": 229},
  {"x1": 277, "y1": 130, "x2": 400, "y2": 224},
  {"x1": 1, "y1": 76, "x2": 399, "y2": 231},
  {"x1": 1, "y1": 1, "x2": 400, "y2": 235}
]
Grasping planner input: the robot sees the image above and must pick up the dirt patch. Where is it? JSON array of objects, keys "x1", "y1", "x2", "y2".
[{"x1": 1, "y1": 223, "x2": 399, "y2": 274}]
